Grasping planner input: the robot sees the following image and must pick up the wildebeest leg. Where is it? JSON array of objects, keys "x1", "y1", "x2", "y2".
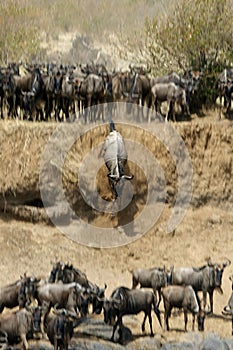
[
  {"x1": 54, "y1": 336, "x2": 58, "y2": 350},
  {"x1": 184, "y1": 309, "x2": 188, "y2": 332},
  {"x1": 21, "y1": 333, "x2": 29, "y2": 350},
  {"x1": 141, "y1": 312, "x2": 147, "y2": 332},
  {"x1": 132, "y1": 277, "x2": 138, "y2": 289},
  {"x1": 164, "y1": 303, "x2": 171, "y2": 331},
  {"x1": 218, "y1": 94, "x2": 224, "y2": 120},
  {"x1": 202, "y1": 291, "x2": 208, "y2": 312},
  {"x1": 148, "y1": 94, "x2": 155, "y2": 123},
  {"x1": 232, "y1": 315, "x2": 233, "y2": 336},
  {"x1": 85, "y1": 94, "x2": 92, "y2": 123},
  {"x1": 170, "y1": 102, "x2": 176, "y2": 122},
  {"x1": 111, "y1": 316, "x2": 121, "y2": 342},
  {"x1": 0, "y1": 96, "x2": 3, "y2": 119},
  {"x1": 192, "y1": 312, "x2": 195, "y2": 331},
  {"x1": 208, "y1": 291, "x2": 214, "y2": 314},
  {"x1": 157, "y1": 289, "x2": 161, "y2": 308},
  {"x1": 165, "y1": 101, "x2": 171, "y2": 122}
]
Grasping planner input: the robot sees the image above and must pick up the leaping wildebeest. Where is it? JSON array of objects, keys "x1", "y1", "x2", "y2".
[
  {"x1": 101, "y1": 121, "x2": 133, "y2": 217},
  {"x1": 103, "y1": 286, "x2": 162, "y2": 343}
]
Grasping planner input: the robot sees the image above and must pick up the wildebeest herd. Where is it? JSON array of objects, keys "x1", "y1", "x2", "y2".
[
  {"x1": 0, "y1": 256, "x2": 232, "y2": 349},
  {"x1": 0, "y1": 61, "x2": 233, "y2": 123}
]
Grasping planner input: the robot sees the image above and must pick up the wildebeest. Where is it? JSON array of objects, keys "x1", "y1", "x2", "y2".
[
  {"x1": 131, "y1": 266, "x2": 167, "y2": 307},
  {"x1": 76, "y1": 73, "x2": 107, "y2": 122},
  {"x1": 43, "y1": 304, "x2": 84, "y2": 350},
  {"x1": 161, "y1": 285, "x2": 200, "y2": 332},
  {"x1": 216, "y1": 68, "x2": 233, "y2": 119},
  {"x1": 22, "y1": 90, "x2": 47, "y2": 121},
  {"x1": 150, "y1": 82, "x2": 188, "y2": 122},
  {"x1": 48, "y1": 260, "x2": 64, "y2": 283},
  {"x1": 52, "y1": 263, "x2": 91, "y2": 288},
  {"x1": 171, "y1": 258, "x2": 231, "y2": 313},
  {"x1": 100, "y1": 121, "x2": 133, "y2": 216},
  {"x1": 222, "y1": 275, "x2": 233, "y2": 335},
  {"x1": 1, "y1": 69, "x2": 17, "y2": 118},
  {"x1": 35, "y1": 281, "x2": 86, "y2": 316},
  {"x1": 0, "y1": 307, "x2": 35, "y2": 350},
  {"x1": 0, "y1": 275, "x2": 36, "y2": 313},
  {"x1": 48, "y1": 262, "x2": 107, "y2": 314},
  {"x1": 21, "y1": 67, "x2": 47, "y2": 121},
  {"x1": 111, "y1": 71, "x2": 129, "y2": 103},
  {"x1": 103, "y1": 286, "x2": 162, "y2": 343}
]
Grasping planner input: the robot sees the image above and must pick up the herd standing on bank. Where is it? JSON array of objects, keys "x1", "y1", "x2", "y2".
[
  {"x1": 0, "y1": 257, "x2": 232, "y2": 348},
  {"x1": 0, "y1": 61, "x2": 233, "y2": 123}
]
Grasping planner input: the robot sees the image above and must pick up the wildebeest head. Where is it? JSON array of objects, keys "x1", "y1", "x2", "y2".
[
  {"x1": 91, "y1": 283, "x2": 107, "y2": 314},
  {"x1": 103, "y1": 299, "x2": 117, "y2": 325},
  {"x1": 212, "y1": 258, "x2": 231, "y2": 292},
  {"x1": 197, "y1": 309, "x2": 206, "y2": 331},
  {"x1": 22, "y1": 91, "x2": 35, "y2": 119},
  {"x1": 32, "y1": 306, "x2": 43, "y2": 333},
  {"x1": 31, "y1": 67, "x2": 44, "y2": 95},
  {"x1": 2, "y1": 71, "x2": 15, "y2": 98},
  {"x1": 54, "y1": 70, "x2": 63, "y2": 95},
  {"x1": 51, "y1": 308, "x2": 75, "y2": 347},
  {"x1": 185, "y1": 285, "x2": 199, "y2": 314},
  {"x1": 48, "y1": 260, "x2": 64, "y2": 283}
]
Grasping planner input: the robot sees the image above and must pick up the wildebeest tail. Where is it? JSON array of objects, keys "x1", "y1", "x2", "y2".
[{"x1": 152, "y1": 293, "x2": 162, "y2": 327}]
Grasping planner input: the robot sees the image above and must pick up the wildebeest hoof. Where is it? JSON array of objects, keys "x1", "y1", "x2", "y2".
[{"x1": 150, "y1": 333, "x2": 154, "y2": 337}]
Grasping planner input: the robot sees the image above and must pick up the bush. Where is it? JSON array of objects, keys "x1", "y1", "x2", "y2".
[
  {"x1": 0, "y1": 0, "x2": 41, "y2": 64},
  {"x1": 119, "y1": 0, "x2": 233, "y2": 108}
]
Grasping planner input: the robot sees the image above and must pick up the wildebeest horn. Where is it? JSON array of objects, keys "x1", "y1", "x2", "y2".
[
  {"x1": 223, "y1": 258, "x2": 231, "y2": 267},
  {"x1": 53, "y1": 304, "x2": 67, "y2": 315},
  {"x1": 215, "y1": 286, "x2": 224, "y2": 295},
  {"x1": 222, "y1": 305, "x2": 233, "y2": 315},
  {"x1": 122, "y1": 174, "x2": 134, "y2": 180},
  {"x1": 53, "y1": 303, "x2": 59, "y2": 313},
  {"x1": 108, "y1": 174, "x2": 118, "y2": 179},
  {"x1": 229, "y1": 275, "x2": 233, "y2": 282}
]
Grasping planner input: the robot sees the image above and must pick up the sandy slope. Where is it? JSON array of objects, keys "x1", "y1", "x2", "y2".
[{"x1": 0, "y1": 112, "x2": 233, "y2": 346}]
